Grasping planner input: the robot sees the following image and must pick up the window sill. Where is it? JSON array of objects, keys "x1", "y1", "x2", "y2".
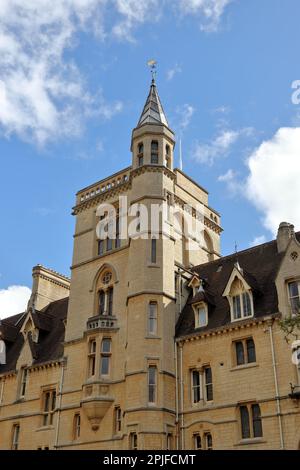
[
  {"x1": 36, "y1": 425, "x2": 55, "y2": 432},
  {"x1": 14, "y1": 397, "x2": 25, "y2": 404},
  {"x1": 191, "y1": 400, "x2": 213, "y2": 409},
  {"x1": 147, "y1": 263, "x2": 160, "y2": 268},
  {"x1": 230, "y1": 363, "x2": 258, "y2": 372},
  {"x1": 230, "y1": 314, "x2": 254, "y2": 323},
  {"x1": 145, "y1": 335, "x2": 161, "y2": 340},
  {"x1": 96, "y1": 244, "x2": 128, "y2": 259},
  {"x1": 235, "y1": 437, "x2": 266, "y2": 446}
]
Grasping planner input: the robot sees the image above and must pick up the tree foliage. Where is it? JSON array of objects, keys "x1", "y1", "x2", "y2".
[{"x1": 279, "y1": 310, "x2": 300, "y2": 342}]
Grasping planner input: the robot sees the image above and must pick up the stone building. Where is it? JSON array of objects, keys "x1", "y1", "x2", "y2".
[{"x1": 0, "y1": 80, "x2": 299, "y2": 450}]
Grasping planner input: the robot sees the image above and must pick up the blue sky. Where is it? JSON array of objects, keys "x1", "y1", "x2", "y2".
[{"x1": 1, "y1": 0, "x2": 300, "y2": 315}]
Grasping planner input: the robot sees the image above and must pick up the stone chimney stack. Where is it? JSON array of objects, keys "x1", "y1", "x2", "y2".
[
  {"x1": 276, "y1": 222, "x2": 295, "y2": 253},
  {"x1": 27, "y1": 265, "x2": 70, "y2": 311}
]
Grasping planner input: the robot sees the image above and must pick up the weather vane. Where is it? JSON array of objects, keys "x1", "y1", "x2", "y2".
[{"x1": 147, "y1": 59, "x2": 157, "y2": 81}]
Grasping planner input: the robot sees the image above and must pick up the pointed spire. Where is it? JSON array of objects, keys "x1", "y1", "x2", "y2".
[{"x1": 137, "y1": 79, "x2": 169, "y2": 128}]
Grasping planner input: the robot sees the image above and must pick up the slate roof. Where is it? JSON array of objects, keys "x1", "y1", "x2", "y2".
[
  {"x1": 0, "y1": 297, "x2": 68, "y2": 374},
  {"x1": 176, "y1": 234, "x2": 300, "y2": 338},
  {"x1": 137, "y1": 79, "x2": 169, "y2": 128}
]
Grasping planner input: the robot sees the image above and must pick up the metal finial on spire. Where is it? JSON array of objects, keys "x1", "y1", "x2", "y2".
[
  {"x1": 147, "y1": 59, "x2": 157, "y2": 82},
  {"x1": 136, "y1": 63, "x2": 169, "y2": 127}
]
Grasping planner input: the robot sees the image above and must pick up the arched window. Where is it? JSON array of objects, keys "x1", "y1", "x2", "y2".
[
  {"x1": 151, "y1": 141, "x2": 159, "y2": 164},
  {"x1": 228, "y1": 277, "x2": 253, "y2": 321},
  {"x1": 204, "y1": 231, "x2": 214, "y2": 262},
  {"x1": 97, "y1": 270, "x2": 114, "y2": 316},
  {"x1": 137, "y1": 142, "x2": 144, "y2": 167}
]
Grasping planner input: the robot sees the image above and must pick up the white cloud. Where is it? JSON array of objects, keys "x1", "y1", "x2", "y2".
[
  {"x1": 0, "y1": 0, "x2": 124, "y2": 145},
  {"x1": 112, "y1": 0, "x2": 161, "y2": 40},
  {"x1": 0, "y1": 1, "x2": 231, "y2": 145},
  {"x1": 217, "y1": 168, "x2": 241, "y2": 195},
  {"x1": 167, "y1": 63, "x2": 182, "y2": 81},
  {"x1": 0, "y1": 285, "x2": 31, "y2": 319},
  {"x1": 177, "y1": 104, "x2": 195, "y2": 130},
  {"x1": 249, "y1": 235, "x2": 267, "y2": 247},
  {"x1": 192, "y1": 127, "x2": 253, "y2": 165},
  {"x1": 178, "y1": 0, "x2": 232, "y2": 32},
  {"x1": 212, "y1": 105, "x2": 231, "y2": 114},
  {"x1": 246, "y1": 127, "x2": 300, "y2": 235}
]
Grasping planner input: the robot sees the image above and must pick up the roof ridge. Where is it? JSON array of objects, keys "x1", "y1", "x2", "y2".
[{"x1": 193, "y1": 238, "x2": 277, "y2": 271}]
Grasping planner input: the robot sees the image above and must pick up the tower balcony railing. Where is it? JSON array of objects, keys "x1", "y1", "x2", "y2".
[
  {"x1": 87, "y1": 314, "x2": 118, "y2": 331},
  {"x1": 76, "y1": 167, "x2": 131, "y2": 205}
]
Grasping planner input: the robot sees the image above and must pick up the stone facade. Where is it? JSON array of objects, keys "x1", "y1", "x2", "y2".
[{"x1": 0, "y1": 81, "x2": 299, "y2": 450}]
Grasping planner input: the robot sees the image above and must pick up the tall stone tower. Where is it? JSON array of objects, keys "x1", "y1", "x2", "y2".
[{"x1": 60, "y1": 79, "x2": 222, "y2": 449}]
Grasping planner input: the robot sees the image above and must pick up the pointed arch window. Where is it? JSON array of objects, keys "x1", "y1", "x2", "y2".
[
  {"x1": 151, "y1": 140, "x2": 159, "y2": 164},
  {"x1": 232, "y1": 291, "x2": 252, "y2": 320},
  {"x1": 226, "y1": 275, "x2": 254, "y2": 322},
  {"x1": 97, "y1": 270, "x2": 114, "y2": 316}
]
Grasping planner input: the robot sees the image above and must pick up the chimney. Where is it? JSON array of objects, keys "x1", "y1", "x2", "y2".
[
  {"x1": 276, "y1": 222, "x2": 295, "y2": 253},
  {"x1": 27, "y1": 265, "x2": 70, "y2": 311}
]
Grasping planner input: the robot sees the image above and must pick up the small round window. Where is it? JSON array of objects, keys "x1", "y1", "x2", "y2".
[{"x1": 102, "y1": 271, "x2": 112, "y2": 285}]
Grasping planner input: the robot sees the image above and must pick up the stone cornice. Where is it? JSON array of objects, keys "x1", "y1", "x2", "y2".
[
  {"x1": 34, "y1": 273, "x2": 70, "y2": 290},
  {"x1": 0, "y1": 358, "x2": 65, "y2": 379},
  {"x1": 33, "y1": 265, "x2": 70, "y2": 289},
  {"x1": 176, "y1": 313, "x2": 281, "y2": 344},
  {"x1": 127, "y1": 290, "x2": 176, "y2": 304},
  {"x1": 130, "y1": 164, "x2": 176, "y2": 181}
]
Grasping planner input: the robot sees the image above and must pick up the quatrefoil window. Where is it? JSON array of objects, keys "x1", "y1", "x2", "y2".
[
  {"x1": 102, "y1": 271, "x2": 112, "y2": 285},
  {"x1": 291, "y1": 252, "x2": 298, "y2": 261}
]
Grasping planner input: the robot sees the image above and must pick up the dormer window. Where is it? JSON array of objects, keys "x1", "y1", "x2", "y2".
[
  {"x1": 151, "y1": 141, "x2": 159, "y2": 164},
  {"x1": 228, "y1": 278, "x2": 253, "y2": 321},
  {"x1": 137, "y1": 142, "x2": 144, "y2": 167},
  {"x1": 0, "y1": 336, "x2": 6, "y2": 365},
  {"x1": 223, "y1": 270, "x2": 254, "y2": 323},
  {"x1": 193, "y1": 303, "x2": 208, "y2": 328},
  {"x1": 288, "y1": 281, "x2": 300, "y2": 315},
  {"x1": 232, "y1": 292, "x2": 252, "y2": 320}
]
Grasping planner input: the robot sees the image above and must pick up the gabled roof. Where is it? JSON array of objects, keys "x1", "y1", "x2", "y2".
[
  {"x1": 0, "y1": 297, "x2": 69, "y2": 374},
  {"x1": 176, "y1": 233, "x2": 300, "y2": 338},
  {"x1": 137, "y1": 79, "x2": 169, "y2": 128}
]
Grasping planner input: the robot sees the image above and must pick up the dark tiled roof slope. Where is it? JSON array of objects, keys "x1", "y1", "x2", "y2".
[
  {"x1": 176, "y1": 233, "x2": 300, "y2": 338},
  {"x1": 0, "y1": 297, "x2": 69, "y2": 374}
]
